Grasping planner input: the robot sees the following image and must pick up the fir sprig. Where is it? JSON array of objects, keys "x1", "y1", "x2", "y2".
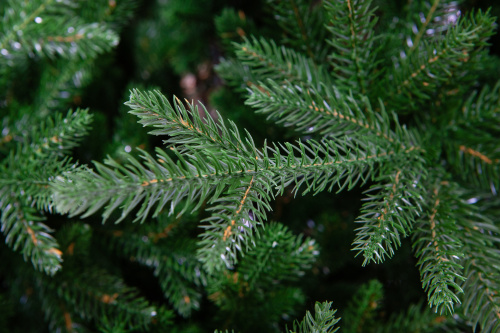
[
  {"x1": 324, "y1": 0, "x2": 380, "y2": 95},
  {"x1": 52, "y1": 90, "x2": 421, "y2": 269},
  {"x1": 0, "y1": 109, "x2": 92, "y2": 275},
  {"x1": 109, "y1": 225, "x2": 205, "y2": 317},
  {"x1": 458, "y1": 205, "x2": 500, "y2": 331},
  {"x1": 0, "y1": 0, "x2": 118, "y2": 66},
  {"x1": 445, "y1": 80, "x2": 500, "y2": 192},
  {"x1": 353, "y1": 166, "x2": 426, "y2": 265},
  {"x1": 287, "y1": 301, "x2": 340, "y2": 333},
  {"x1": 233, "y1": 36, "x2": 333, "y2": 91},
  {"x1": 412, "y1": 179, "x2": 466, "y2": 315},
  {"x1": 265, "y1": 0, "x2": 328, "y2": 62},
  {"x1": 385, "y1": 10, "x2": 496, "y2": 113}
]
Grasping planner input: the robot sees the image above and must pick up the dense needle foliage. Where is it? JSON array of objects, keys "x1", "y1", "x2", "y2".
[{"x1": 1, "y1": 0, "x2": 500, "y2": 332}]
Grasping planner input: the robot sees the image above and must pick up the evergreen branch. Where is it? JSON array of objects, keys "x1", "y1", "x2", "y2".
[
  {"x1": 459, "y1": 216, "x2": 500, "y2": 332},
  {"x1": 26, "y1": 109, "x2": 93, "y2": 158},
  {"x1": 54, "y1": 92, "x2": 422, "y2": 251},
  {"x1": 0, "y1": 1, "x2": 117, "y2": 65},
  {"x1": 458, "y1": 80, "x2": 500, "y2": 124},
  {"x1": 324, "y1": 0, "x2": 379, "y2": 94},
  {"x1": 0, "y1": 110, "x2": 90, "y2": 275},
  {"x1": 446, "y1": 138, "x2": 499, "y2": 192},
  {"x1": 0, "y1": 0, "x2": 60, "y2": 52},
  {"x1": 265, "y1": 0, "x2": 328, "y2": 62},
  {"x1": 35, "y1": 59, "x2": 94, "y2": 117},
  {"x1": 374, "y1": 301, "x2": 452, "y2": 333},
  {"x1": 52, "y1": 148, "x2": 227, "y2": 223},
  {"x1": 0, "y1": 190, "x2": 62, "y2": 275},
  {"x1": 234, "y1": 36, "x2": 332, "y2": 91},
  {"x1": 287, "y1": 301, "x2": 340, "y2": 333},
  {"x1": 127, "y1": 89, "x2": 252, "y2": 158},
  {"x1": 128, "y1": 90, "x2": 418, "y2": 180},
  {"x1": 245, "y1": 80, "x2": 400, "y2": 144},
  {"x1": 39, "y1": 268, "x2": 171, "y2": 330},
  {"x1": 31, "y1": 18, "x2": 119, "y2": 60},
  {"x1": 52, "y1": 130, "x2": 419, "y2": 225},
  {"x1": 76, "y1": 0, "x2": 138, "y2": 30},
  {"x1": 215, "y1": 57, "x2": 259, "y2": 92},
  {"x1": 197, "y1": 177, "x2": 270, "y2": 273},
  {"x1": 408, "y1": 0, "x2": 441, "y2": 55},
  {"x1": 264, "y1": 138, "x2": 419, "y2": 196},
  {"x1": 412, "y1": 180, "x2": 466, "y2": 314},
  {"x1": 386, "y1": 10, "x2": 496, "y2": 112},
  {"x1": 352, "y1": 166, "x2": 425, "y2": 265},
  {"x1": 341, "y1": 279, "x2": 383, "y2": 333},
  {"x1": 444, "y1": 81, "x2": 500, "y2": 192},
  {"x1": 110, "y1": 229, "x2": 205, "y2": 317},
  {"x1": 238, "y1": 222, "x2": 318, "y2": 289}
]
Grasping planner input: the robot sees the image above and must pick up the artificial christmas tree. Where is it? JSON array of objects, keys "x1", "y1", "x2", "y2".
[{"x1": 1, "y1": 0, "x2": 500, "y2": 332}]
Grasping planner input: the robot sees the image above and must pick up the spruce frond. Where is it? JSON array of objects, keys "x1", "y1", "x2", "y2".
[
  {"x1": 233, "y1": 36, "x2": 332, "y2": 91},
  {"x1": 385, "y1": 10, "x2": 496, "y2": 113},
  {"x1": 0, "y1": 0, "x2": 118, "y2": 66},
  {"x1": 0, "y1": 191, "x2": 62, "y2": 275},
  {"x1": 238, "y1": 222, "x2": 318, "y2": 289},
  {"x1": 26, "y1": 109, "x2": 93, "y2": 158},
  {"x1": 51, "y1": 133, "x2": 390, "y2": 222},
  {"x1": 287, "y1": 301, "x2": 340, "y2": 333},
  {"x1": 353, "y1": 166, "x2": 426, "y2": 265},
  {"x1": 245, "y1": 79, "x2": 417, "y2": 150},
  {"x1": 110, "y1": 227, "x2": 205, "y2": 317},
  {"x1": 412, "y1": 180, "x2": 466, "y2": 315},
  {"x1": 374, "y1": 301, "x2": 454, "y2": 333},
  {"x1": 53, "y1": 91, "x2": 425, "y2": 274},
  {"x1": 445, "y1": 81, "x2": 500, "y2": 192},
  {"x1": 35, "y1": 59, "x2": 94, "y2": 117},
  {"x1": 52, "y1": 148, "x2": 226, "y2": 223},
  {"x1": 52, "y1": 91, "x2": 423, "y2": 273},
  {"x1": 126, "y1": 89, "x2": 256, "y2": 158},
  {"x1": 265, "y1": 0, "x2": 328, "y2": 62},
  {"x1": 406, "y1": 1, "x2": 466, "y2": 54},
  {"x1": 459, "y1": 215, "x2": 500, "y2": 332},
  {"x1": 215, "y1": 57, "x2": 258, "y2": 92},
  {"x1": 340, "y1": 279, "x2": 383, "y2": 333},
  {"x1": 324, "y1": 0, "x2": 380, "y2": 95},
  {"x1": 0, "y1": 110, "x2": 91, "y2": 274},
  {"x1": 38, "y1": 268, "x2": 171, "y2": 330},
  {"x1": 76, "y1": 0, "x2": 138, "y2": 30},
  {"x1": 197, "y1": 179, "x2": 270, "y2": 273}
]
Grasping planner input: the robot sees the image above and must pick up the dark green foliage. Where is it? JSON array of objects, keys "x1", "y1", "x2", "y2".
[
  {"x1": 324, "y1": 0, "x2": 380, "y2": 95},
  {"x1": 2, "y1": 0, "x2": 500, "y2": 332},
  {"x1": 107, "y1": 214, "x2": 206, "y2": 317},
  {"x1": 207, "y1": 222, "x2": 317, "y2": 332},
  {"x1": 266, "y1": 0, "x2": 329, "y2": 62},
  {"x1": 341, "y1": 279, "x2": 383, "y2": 333},
  {"x1": 373, "y1": 301, "x2": 456, "y2": 333},
  {"x1": 287, "y1": 301, "x2": 340, "y2": 333}
]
